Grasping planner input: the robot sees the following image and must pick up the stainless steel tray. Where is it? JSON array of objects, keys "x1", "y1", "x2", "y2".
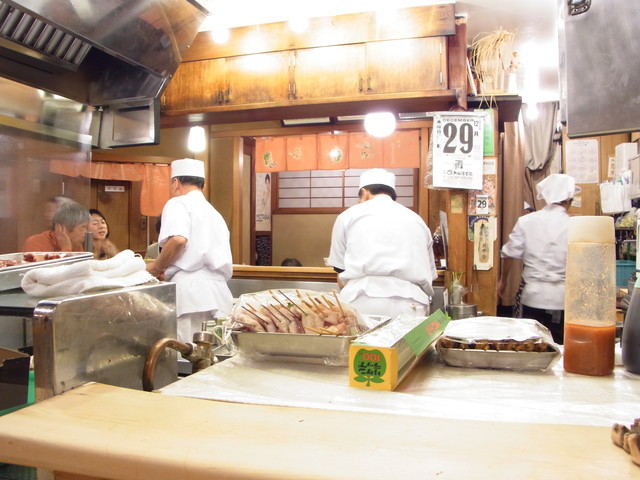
[
  {"x1": 0, "y1": 252, "x2": 93, "y2": 292},
  {"x1": 230, "y1": 315, "x2": 390, "y2": 366},
  {"x1": 435, "y1": 341, "x2": 560, "y2": 372},
  {"x1": 231, "y1": 331, "x2": 356, "y2": 366}
]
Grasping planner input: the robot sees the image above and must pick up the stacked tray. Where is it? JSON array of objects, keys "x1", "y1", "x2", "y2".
[{"x1": 0, "y1": 252, "x2": 93, "y2": 292}]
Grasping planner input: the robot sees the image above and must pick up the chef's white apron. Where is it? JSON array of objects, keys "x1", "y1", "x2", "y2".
[{"x1": 170, "y1": 269, "x2": 233, "y2": 342}]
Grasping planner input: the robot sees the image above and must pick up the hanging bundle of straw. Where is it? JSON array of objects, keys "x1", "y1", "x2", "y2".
[{"x1": 469, "y1": 28, "x2": 516, "y2": 95}]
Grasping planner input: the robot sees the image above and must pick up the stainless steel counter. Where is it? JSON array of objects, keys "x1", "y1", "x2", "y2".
[{"x1": 0, "y1": 289, "x2": 41, "y2": 316}]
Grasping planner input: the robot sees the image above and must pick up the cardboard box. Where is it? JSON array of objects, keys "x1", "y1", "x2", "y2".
[
  {"x1": 348, "y1": 310, "x2": 449, "y2": 391},
  {"x1": 0, "y1": 347, "x2": 30, "y2": 412}
]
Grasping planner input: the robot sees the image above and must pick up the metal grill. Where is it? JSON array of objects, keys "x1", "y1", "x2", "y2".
[{"x1": 0, "y1": 1, "x2": 91, "y2": 68}]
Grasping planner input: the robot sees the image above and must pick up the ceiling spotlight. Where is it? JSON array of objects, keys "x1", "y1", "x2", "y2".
[{"x1": 364, "y1": 112, "x2": 396, "y2": 138}]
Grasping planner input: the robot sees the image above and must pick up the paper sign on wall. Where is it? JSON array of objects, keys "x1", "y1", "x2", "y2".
[
  {"x1": 475, "y1": 194, "x2": 490, "y2": 215},
  {"x1": 255, "y1": 172, "x2": 271, "y2": 231},
  {"x1": 432, "y1": 112, "x2": 484, "y2": 190},
  {"x1": 468, "y1": 216, "x2": 494, "y2": 271},
  {"x1": 565, "y1": 138, "x2": 599, "y2": 184}
]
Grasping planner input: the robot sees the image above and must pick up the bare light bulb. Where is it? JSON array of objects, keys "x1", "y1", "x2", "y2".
[{"x1": 188, "y1": 126, "x2": 206, "y2": 153}]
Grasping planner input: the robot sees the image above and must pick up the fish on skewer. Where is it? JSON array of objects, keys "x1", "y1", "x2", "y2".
[
  {"x1": 269, "y1": 290, "x2": 304, "y2": 320},
  {"x1": 237, "y1": 306, "x2": 268, "y2": 332},
  {"x1": 231, "y1": 289, "x2": 360, "y2": 335},
  {"x1": 248, "y1": 303, "x2": 278, "y2": 332},
  {"x1": 279, "y1": 289, "x2": 313, "y2": 315}
]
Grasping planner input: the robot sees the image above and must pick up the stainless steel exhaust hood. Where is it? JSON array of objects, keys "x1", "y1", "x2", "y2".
[{"x1": 0, "y1": 0, "x2": 209, "y2": 147}]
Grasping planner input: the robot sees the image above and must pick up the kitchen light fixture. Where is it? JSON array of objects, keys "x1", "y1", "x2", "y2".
[
  {"x1": 335, "y1": 115, "x2": 366, "y2": 122},
  {"x1": 364, "y1": 112, "x2": 396, "y2": 138},
  {"x1": 187, "y1": 126, "x2": 206, "y2": 153},
  {"x1": 282, "y1": 117, "x2": 331, "y2": 126},
  {"x1": 398, "y1": 112, "x2": 432, "y2": 120}
]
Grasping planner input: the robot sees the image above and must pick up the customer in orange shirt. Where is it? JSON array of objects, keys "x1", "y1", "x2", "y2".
[{"x1": 23, "y1": 201, "x2": 90, "y2": 252}]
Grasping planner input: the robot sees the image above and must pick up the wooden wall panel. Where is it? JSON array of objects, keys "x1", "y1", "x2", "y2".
[{"x1": 563, "y1": 129, "x2": 631, "y2": 216}]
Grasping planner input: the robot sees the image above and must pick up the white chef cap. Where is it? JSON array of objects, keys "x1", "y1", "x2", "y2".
[
  {"x1": 359, "y1": 168, "x2": 396, "y2": 190},
  {"x1": 536, "y1": 173, "x2": 578, "y2": 205},
  {"x1": 171, "y1": 158, "x2": 205, "y2": 179}
]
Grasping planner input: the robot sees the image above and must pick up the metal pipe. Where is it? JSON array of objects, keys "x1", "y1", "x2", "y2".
[
  {"x1": 188, "y1": 329, "x2": 216, "y2": 373},
  {"x1": 143, "y1": 338, "x2": 192, "y2": 392},
  {"x1": 143, "y1": 328, "x2": 216, "y2": 392}
]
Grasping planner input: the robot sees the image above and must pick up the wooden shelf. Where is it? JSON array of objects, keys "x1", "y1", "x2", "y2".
[{"x1": 467, "y1": 94, "x2": 522, "y2": 125}]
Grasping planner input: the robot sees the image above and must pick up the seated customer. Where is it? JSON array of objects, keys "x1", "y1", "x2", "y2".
[
  {"x1": 281, "y1": 258, "x2": 302, "y2": 267},
  {"x1": 88, "y1": 208, "x2": 119, "y2": 260},
  {"x1": 23, "y1": 202, "x2": 90, "y2": 252}
]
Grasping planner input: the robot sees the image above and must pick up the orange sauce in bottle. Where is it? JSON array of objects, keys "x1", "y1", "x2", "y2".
[{"x1": 563, "y1": 324, "x2": 616, "y2": 376}]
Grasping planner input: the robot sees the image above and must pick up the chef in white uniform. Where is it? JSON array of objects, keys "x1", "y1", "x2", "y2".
[
  {"x1": 328, "y1": 168, "x2": 437, "y2": 319},
  {"x1": 146, "y1": 158, "x2": 234, "y2": 342},
  {"x1": 500, "y1": 173, "x2": 578, "y2": 344}
]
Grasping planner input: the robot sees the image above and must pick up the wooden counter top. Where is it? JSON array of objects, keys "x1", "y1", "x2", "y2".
[
  {"x1": 232, "y1": 264, "x2": 338, "y2": 282},
  {"x1": 0, "y1": 382, "x2": 636, "y2": 479},
  {"x1": 232, "y1": 264, "x2": 446, "y2": 285}
]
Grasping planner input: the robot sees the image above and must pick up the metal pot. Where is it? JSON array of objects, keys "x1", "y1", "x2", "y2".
[{"x1": 446, "y1": 303, "x2": 478, "y2": 320}]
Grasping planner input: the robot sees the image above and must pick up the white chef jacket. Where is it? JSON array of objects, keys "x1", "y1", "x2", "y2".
[
  {"x1": 159, "y1": 190, "x2": 233, "y2": 319},
  {"x1": 500, "y1": 204, "x2": 569, "y2": 310},
  {"x1": 328, "y1": 195, "x2": 437, "y2": 312}
]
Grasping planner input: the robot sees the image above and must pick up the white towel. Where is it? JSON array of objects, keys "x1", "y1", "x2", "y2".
[{"x1": 21, "y1": 249, "x2": 158, "y2": 297}]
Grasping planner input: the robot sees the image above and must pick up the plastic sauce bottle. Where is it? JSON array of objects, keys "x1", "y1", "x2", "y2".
[
  {"x1": 563, "y1": 216, "x2": 616, "y2": 376},
  {"x1": 623, "y1": 279, "x2": 640, "y2": 374}
]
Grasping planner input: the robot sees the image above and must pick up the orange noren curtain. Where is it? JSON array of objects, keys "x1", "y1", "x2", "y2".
[
  {"x1": 49, "y1": 158, "x2": 86, "y2": 177},
  {"x1": 383, "y1": 130, "x2": 420, "y2": 169},
  {"x1": 317, "y1": 133, "x2": 349, "y2": 170},
  {"x1": 140, "y1": 164, "x2": 171, "y2": 216},
  {"x1": 286, "y1": 135, "x2": 318, "y2": 171},
  {"x1": 348, "y1": 132, "x2": 384, "y2": 169},
  {"x1": 255, "y1": 130, "x2": 420, "y2": 172},
  {"x1": 255, "y1": 137, "x2": 287, "y2": 172},
  {"x1": 90, "y1": 162, "x2": 144, "y2": 181},
  {"x1": 49, "y1": 159, "x2": 170, "y2": 217}
]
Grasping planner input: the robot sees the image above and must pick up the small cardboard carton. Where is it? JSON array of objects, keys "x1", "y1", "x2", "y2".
[
  {"x1": 348, "y1": 309, "x2": 449, "y2": 391},
  {"x1": 0, "y1": 347, "x2": 30, "y2": 412}
]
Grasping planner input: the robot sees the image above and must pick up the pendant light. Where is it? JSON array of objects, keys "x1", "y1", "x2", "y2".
[
  {"x1": 188, "y1": 126, "x2": 206, "y2": 154},
  {"x1": 364, "y1": 112, "x2": 396, "y2": 138}
]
